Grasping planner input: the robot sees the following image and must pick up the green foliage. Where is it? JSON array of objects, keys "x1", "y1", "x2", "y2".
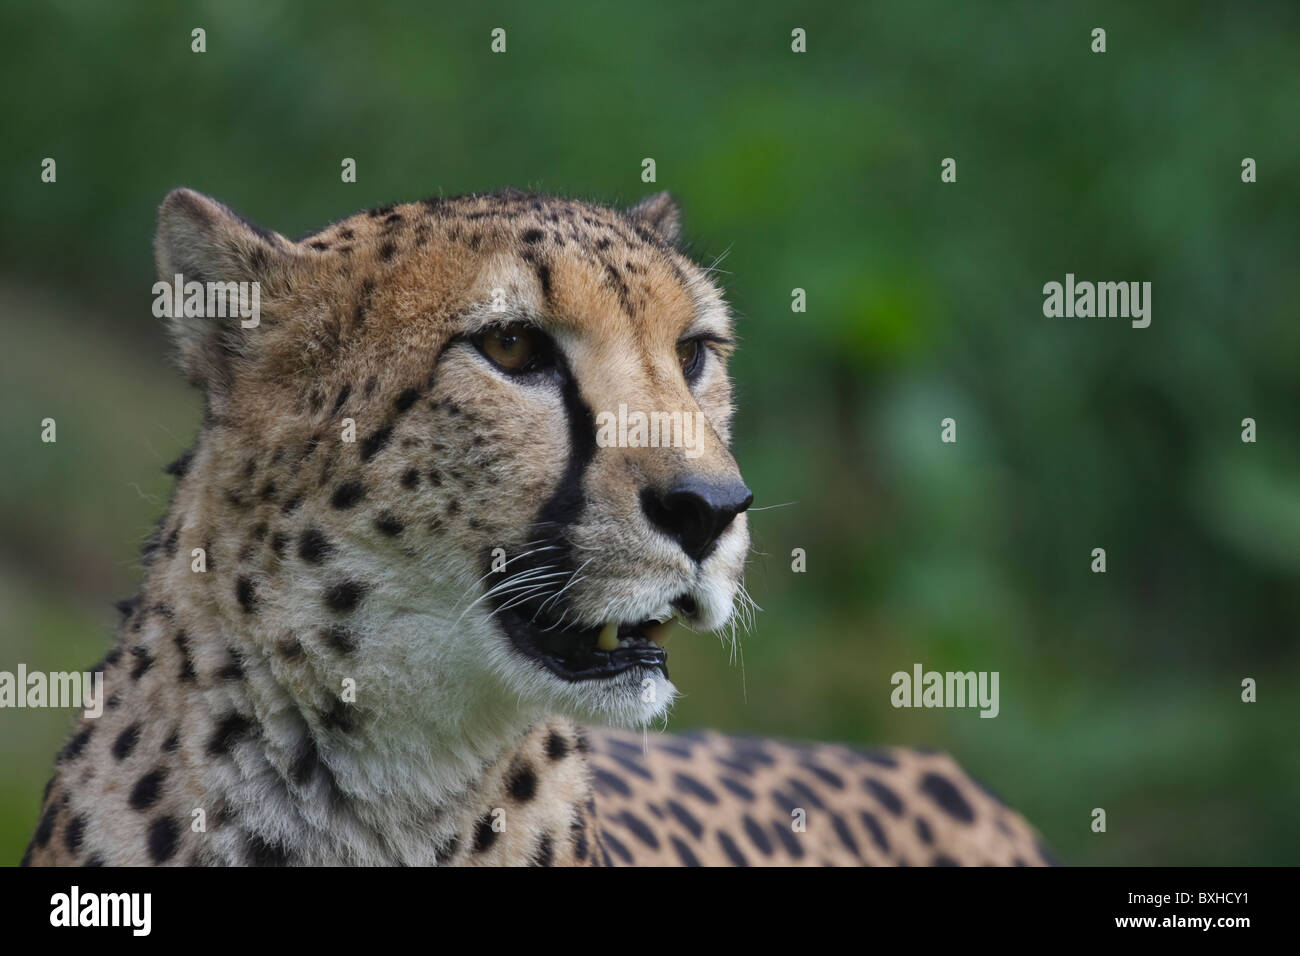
[{"x1": 1, "y1": 0, "x2": 1296, "y2": 865}]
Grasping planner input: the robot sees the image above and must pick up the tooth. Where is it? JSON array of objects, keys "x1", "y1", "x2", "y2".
[
  {"x1": 646, "y1": 621, "x2": 671, "y2": 646},
  {"x1": 597, "y1": 622, "x2": 620, "y2": 651}
]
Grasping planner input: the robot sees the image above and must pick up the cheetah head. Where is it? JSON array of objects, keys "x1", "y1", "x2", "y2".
[{"x1": 155, "y1": 188, "x2": 751, "y2": 738}]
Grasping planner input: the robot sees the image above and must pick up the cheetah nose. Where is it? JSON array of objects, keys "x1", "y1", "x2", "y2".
[{"x1": 640, "y1": 476, "x2": 753, "y2": 564}]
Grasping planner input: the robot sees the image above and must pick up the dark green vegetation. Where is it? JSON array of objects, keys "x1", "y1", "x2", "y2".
[{"x1": 1, "y1": 1, "x2": 1297, "y2": 864}]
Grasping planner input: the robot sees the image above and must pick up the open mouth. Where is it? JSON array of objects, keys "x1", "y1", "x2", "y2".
[{"x1": 497, "y1": 598, "x2": 671, "y2": 682}]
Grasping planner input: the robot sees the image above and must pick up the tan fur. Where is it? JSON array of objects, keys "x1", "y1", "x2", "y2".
[{"x1": 23, "y1": 189, "x2": 1050, "y2": 866}]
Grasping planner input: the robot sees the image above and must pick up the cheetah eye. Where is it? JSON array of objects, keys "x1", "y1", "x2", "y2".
[
  {"x1": 474, "y1": 323, "x2": 554, "y2": 374},
  {"x1": 676, "y1": 338, "x2": 704, "y2": 380}
]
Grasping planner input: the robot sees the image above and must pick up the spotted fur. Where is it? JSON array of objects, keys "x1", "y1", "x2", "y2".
[{"x1": 23, "y1": 188, "x2": 1050, "y2": 866}]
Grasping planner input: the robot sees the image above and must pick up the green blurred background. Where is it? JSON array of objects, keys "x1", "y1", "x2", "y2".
[{"x1": 2, "y1": 1, "x2": 1297, "y2": 865}]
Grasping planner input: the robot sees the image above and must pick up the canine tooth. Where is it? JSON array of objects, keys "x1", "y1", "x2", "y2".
[
  {"x1": 596, "y1": 622, "x2": 620, "y2": 651},
  {"x1": 646, "y1": 621, "x2": 671, "y2": 646}
]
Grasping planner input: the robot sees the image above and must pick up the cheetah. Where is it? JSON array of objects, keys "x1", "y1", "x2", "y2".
[{"x1": 22, "y1": 187, "x2": 1052, "y2": 866}]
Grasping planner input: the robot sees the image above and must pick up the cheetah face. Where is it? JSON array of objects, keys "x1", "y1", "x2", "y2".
[
  {"x1": 420, "y1": 195, "x2": 752, "y2": 726},
  {"x1": 155, "y1": 188, "x2": 750, "y2": 733}
]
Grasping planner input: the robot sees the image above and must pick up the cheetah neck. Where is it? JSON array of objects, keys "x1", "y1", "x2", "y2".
[{"x1": 107, "y1": 465, "x2": 596, "y2": 865}]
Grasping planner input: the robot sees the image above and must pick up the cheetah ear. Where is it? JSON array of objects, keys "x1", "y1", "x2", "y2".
[
  {"x1": 153, "y1": 188, "x2": 291, "y2": 390},
  {"x1": 627, "y1": 191, "x2": 682, "y2": 243}
]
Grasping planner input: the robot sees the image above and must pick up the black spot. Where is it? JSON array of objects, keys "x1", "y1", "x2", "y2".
[
  {"x1": 64, "y1": 815, "x2": 86, "y2": 854},
  {"x1": 114, "y1": 596, "x2": 140, "y2": 620},
  {"x1": 670, "y1": 836, "x2": 701, "y2": 867},
  {"x1": 360, "y1": 425, "x2": 393, "y2": 461},
  {"x1": 163, "y1": 527, "x2": 179, "y2": 557},
  {"x1": 854, "y1": 748, "x2": 900, "y2": 768},
  {"x1": 601, "y1": 829, "x2": 632, "y2": 864},
  {"x1": 331, "y1": 385, "x2": 352, "y2": 415},
  {"x1": 920, "y1": 772, "x2": 975, "y2": 824},
  {"x1": 394, "y1": 388, "x2": 421, "y2": 412},
  {"x1": 717, "y1": 831, "x2": 749, "y2": 867},
  {"x1": 860, "y1": 811, "x2": 889, "y2": 853},
  {"x1": 573, "y1": 823, "x2": 589, "y2": 862},
  {"x1": 719, "y1": 777, "x2": 755, "y2": 802},
  {"x1": 743, "y1": 815, "x2": 773, "y2": 856},
  {"x1": 112, "y1": 725, "x2": 140, "y2": 760},
  {"x1": 218, "y1": 653, "x2": 244, "y2": 680},
  {"x1": 172, "y1": 633, "x2": 196, "y2": 682},
  {"x1": 915, "y1": 817, "x2": 934, "y2": 845},
  {"x1": 309, "y1": 240, "x2": 329, "y2": 251},
  {"x1": 164, "y1": 449, "x2": 193, "y2": 478},
  {"x1": 787, "y1": 777, "x2": 826, "y2": 810},
  {"x1": 289, "y1": 736, "x2": 320, "y2": 785},
  {"x1": 298, "y1": 528, "x2": 335, "y2": 563},
  {"x1": 59, "y1": 725, "x2": 94, "y2": 762},
  {"x1": 84, "y1": 854, "x2": 104, "y2": 867},
  {"x1": 521, "y1": 228, "x2": 544, "y2": 244},
  {"x1": 281, "y1": 495, "x2": 303, "y2": 515},
  {"x1": 400, "y1": 468, "x2": 420, "y2": 489},
  {"x1": 802, "y1": 761, "x2": 845, "y2": 790},
  {"x1": 673, "y1": 772, "x2": 719, "y2": 804},
  {"x1": 322, "y1": 698, "x2": 356, "y2": 733},
  {"x1": 321, "y1": 625, "x2": 357, "y2": 654},
  {"x1": 592, "y1": 767, "x2": 630, "y2": 796},
  {"x1": 279, "y1": 637, "x2": 305, "y2": 660},
  {"x1": 270, "y1": 531, "x2": 289, "y2": 557},
  {"x1": 258, "y1": 481, "x2": 277, "y2": 502},
  {"x1": 147, "y1": 817, "x2": 179, "y2": 862},
  {"x1": 545, "y1": 730, "x2": 569, "y2": 761},
  {"x1": 655, "y1": 740, "x2": 693, "y2": 759},
  {"x1": 249, "y1": 834, "x2": 291, "y2": 866},
  {"x1": 830, "y1": 812, "x2": 860, "y2": 857},
  {"x1": 331, "y1": 481, "x2": 365, "y2": 509},
  {"x1": 772, "y1": 820, "x2": 804, "y2": 858},
  {"x1": 864, "y1": 777, "x2": 904, "y2": 816},
  {"x1": 933, "y1": 854, "x2": 959, "y2": 866},
  {"x1": 534, "y1": 262, "x2": 552, "y2": 302},
  {"x1": 379, "y1": 240, "x2": 396, "y2": 261},
  {"x1": 1036, "y1": 839, "x2": 1060, "y2": 866},
  {"x1": 665, "y1": 800, "x2": 703, "y2": 840},
  {"x1": 162, "y1": 732, "x2": 180, "y2": 754},
  {"x1": 508, "y1": 762, "x2": 538, "y2": 802},
  {"x1": 129, "y1": 646, "x2": 154, "y2": 680},
  {"x1": 207, "y1": 712, "x2": 254, "y2": 757},
  {"x1": 374, "y1": 513, "x2": 404, "y2": 536},
  {"x1": 129, "y1": 769, "x2": 166, "y2": 810},
  {"x1": 472, "y1": 814, "x2": 499, "y2": 853},
  {"x1": 235, "y1": 576, "x2": 257, "y2": 613},
  {"x1": 33, "y1": 804, "x2": 57, "y2": 848},
  {"x1": 434, "y1": 830, "x2": 460, "y2": 863},
  {"x1": 324, "y1": 580, "x2": 367, "y2": 612},
  {"x1": 610, "y1": 754, "x2": 653, "y2": 781},
  {"x1": 618, "y1": 811, "x2": 659, "y2": 849},
  {"x1": 531, "y1": 834, "x2": 554, "y2": 867}
]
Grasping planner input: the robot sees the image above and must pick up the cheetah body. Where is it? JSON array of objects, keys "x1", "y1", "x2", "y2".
[{"x1": 24, "y1": 188, "x2": 1049, "y2": 866}]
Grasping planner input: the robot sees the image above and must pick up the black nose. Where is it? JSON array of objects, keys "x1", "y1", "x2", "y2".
[{"x1": 640, "y1": 477, "x2": 753, "y2": 564}]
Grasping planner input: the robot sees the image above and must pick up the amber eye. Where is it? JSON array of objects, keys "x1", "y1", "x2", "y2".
[
  {"x1": 478, "y1": 323, "x2": 542, "y2": 372},
  {"x1": 676, "y1": 338, "x2": 703, "y2": 379}
]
